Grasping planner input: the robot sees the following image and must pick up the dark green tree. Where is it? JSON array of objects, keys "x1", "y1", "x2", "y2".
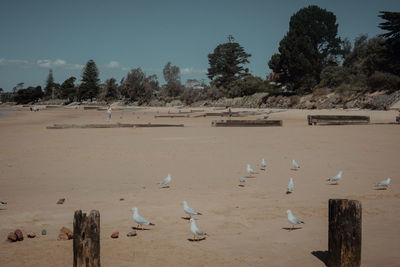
[
  {"x1": 79, "y1": 59, "x2": 100, "y2": 101},
  {"x1": 14, "y1": 86, "x2": 43, "y2": 104},
  {"x1": 268, "y1": 5, "x2": 342, "y2": 93},
  {"x1": 123, "y1": 68, "x2": 159, "y2": 104},
  {"x1": 44, "y1": 69, "x2": 55, "y2": 98},
  {"x1": 378, "y1": 11, "x2": 400, "y2": 75},
  {"x1": 103, "y1": 78, "x2": 118, "y2": 100},
  {"x1": 60, "y1": 76, "x2": 76, "y2": 101},
  {"x1": 207, "y1": 35, "x2": 251, "y2": 89},
  {"x1": 162, "y1": 62, "x2": 182, "y2": 97}
]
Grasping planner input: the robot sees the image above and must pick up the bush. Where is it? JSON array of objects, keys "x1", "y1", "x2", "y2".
[
  {"x1": 367, "y1": 71, "x2": 400, "y2": 92},
  {"x1": 319, "y1": 66, "x2": 351, "y2": 88}
]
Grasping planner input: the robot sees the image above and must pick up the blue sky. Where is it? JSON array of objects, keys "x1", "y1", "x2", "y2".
[{"x1": 0, "y1": 0, "x2": 399, "y2": 91}]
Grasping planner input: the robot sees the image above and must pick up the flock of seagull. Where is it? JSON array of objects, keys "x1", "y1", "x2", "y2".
[
  {"x1": 0, "y1": 160, "x2": 392, "y2": 241},
  {"x1": 129, "y1": 158, "x2": 392, "y2": 240}
]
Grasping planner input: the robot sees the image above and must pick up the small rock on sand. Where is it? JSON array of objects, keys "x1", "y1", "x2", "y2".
[
  {"x1": 7, "y1": 232, "x2": 17, "y2": 242},
  {"x1": 127, "y1": 231, "x2": 137, "y2": 237},
  {"x1": 111, "y1": 232, "x2": 119, "y2": 238},
  {"x1": 57, "y1": 198, "x2": 65, "y2": 204},
  {"x1": 15, "y1": 229, "x2": 24, "y2": 241},
  {"x1": 27, "y1": 232, "x2": 36, "y2": 238},
  {"x1": 41, "y1": 229, "x2": 47, "y2": 235},
  {"x1": 60, "y1": 227, "x2": 73, "y2": 239}
]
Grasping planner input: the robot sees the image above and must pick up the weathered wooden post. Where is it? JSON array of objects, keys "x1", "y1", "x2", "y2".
[
  {"x1": 328, "y1": 199, "x2": 361, "y2": 267},
  {"x1": 73, "y1": 210, "x2": 100, "y2": 267}
]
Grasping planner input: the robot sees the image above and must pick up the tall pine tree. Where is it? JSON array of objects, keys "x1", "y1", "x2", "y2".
[
  {"x1": 207, "y1": 35, "x2": 251, "y2": 89},
  {"x1": 79, "y1": 59, "x2": 100, "y2": 101}
]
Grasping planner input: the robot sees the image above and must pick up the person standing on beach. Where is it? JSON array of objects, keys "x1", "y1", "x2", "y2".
[{"x1": 107, "y1": 105, "x2": 112, "y2": 121}]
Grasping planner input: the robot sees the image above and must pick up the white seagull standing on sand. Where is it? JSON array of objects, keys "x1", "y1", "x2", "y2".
[
  {"x1": 261, "y1": 158, "x2": 267, "y2": 170},
  {"x1": 287, "y1": 178, "x2": 294, "y2": 194},
  {"x1": 183, "y1": 201, "x2": 202, "y2": 219},
  {"x1": 376, "y1": 178, "x2": 391, "y2": 188},
  {"x1": 190, "y1": 218, "x2": 207, "y2": 241},
  {"x1": 286, "y1": 209, "x2": 304, "y2": 230},
  {"x1": 291, "y1": 160, "x2": 300, "y2": 170},
  {"x1": 247, "y1": 164, "x2": 257, "y2": 176},
  {"x1": 132, "y1": 207, "x2": 155, "y2": 230},
  {"x1": 159, "y1": 173, "x2": 171, "y2": 187},
  {"x1": 327, "y1": 171, "x2": 343, "y2": 185}
]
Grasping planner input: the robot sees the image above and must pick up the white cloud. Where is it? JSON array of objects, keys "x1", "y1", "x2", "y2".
[
  {"x1": 104, "y1": 61, "x2": 121, "y2": 69},
  {"x1": 53, "y1": 59, "x2": 67, "y2": 66},
  {"x1": 180, "y1": 67, "x2": 207, "y2": 75}
]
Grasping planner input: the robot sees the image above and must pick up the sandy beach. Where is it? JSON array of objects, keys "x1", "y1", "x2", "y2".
[{"x1": 0, "y1": 106, "x2": 399, "y2": 266}]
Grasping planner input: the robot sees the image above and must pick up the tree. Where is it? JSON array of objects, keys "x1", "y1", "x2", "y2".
[
  {"x1": 45, "y1": 69, "x2": 55, "y2": 98},
  {"x1": 79, "y1": 59, "x2": 100, "y2": 101},
  {"x1": 207, "y1": 35, "x2": 251, "y2": 89},
  {"x1": 123, "y1": 68, "x2": 159, "y2": 104},
  {"x1": 378, "y1": 11, "x2": 400, "y2": 76},
  {"x1": 268, "y1": 5, "x2": 342, "y2": 93},
  {"x1": 98, "y1": 78, "x2": 118, "y2": 101},
  {"x1": 14, "y1": 86, "x2": 43, "y2": 104},
  {"x1": 60, "y1": 76, "x2": 77, "y2": 101},
  {"x1": 13, "y1": 82, "x2": 24, "y2": 93},
  {"x1": 162, "y1": 62, "x2": 182, "y2": 97}
]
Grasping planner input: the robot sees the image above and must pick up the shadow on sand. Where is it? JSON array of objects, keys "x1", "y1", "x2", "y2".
[
  {"x1": 132, "y1": 226, "x2": 151, "y2": 231},
  {"x1": 187, "y1": 237, "x2": 206, "y2": 242},
  {"x1": 374, "y1": 187, "x2": 387, "y2": 190},
  {"x1": 311, "y1": 250, "x2": 328, "y2": 266},
  {"x1": 282, "y1": 227, "x2": 302, "y2": 231}
]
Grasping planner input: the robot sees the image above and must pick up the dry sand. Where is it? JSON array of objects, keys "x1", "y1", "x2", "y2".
[{"x1": 0, "y1": 106, "x2": 399, "y2": 266}]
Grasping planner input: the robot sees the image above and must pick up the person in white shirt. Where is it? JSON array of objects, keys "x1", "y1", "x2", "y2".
[{"x1": 106, "y1": 105, "x2": 112, "y2": 121}]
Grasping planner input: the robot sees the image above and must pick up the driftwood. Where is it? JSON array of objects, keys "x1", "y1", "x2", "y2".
[
  {"x1": 328, "y1": 199, "x2": 361, "y2": 267},
  {"x1": 134, "y1": 123, "x2": 184, "y2": 127},
  {"x1": 308, "y1": 115, "x2": 370, "y2": 125},
  {"x1": 212, "y1": 119, "x2": 282, "y2": 127},
  {"x1": 154, "y1": 114, "x2": 188, "y2": 118},
  {"x1": 47, "y1": 123, "x2": 184, "y2": 129},
  {"x1": 73, "y1": 210, "x2": 100, "y2": 267}
]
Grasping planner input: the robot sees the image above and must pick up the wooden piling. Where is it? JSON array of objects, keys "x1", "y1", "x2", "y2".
[
  {"x1": 328, "y1": 199, "x2": 361, "y2": 267},
  {"x1": 73, "y1": 210, "x2": 100, "y2": 267}
]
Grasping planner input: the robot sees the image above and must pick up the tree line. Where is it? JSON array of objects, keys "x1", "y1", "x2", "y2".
[{"x1": 1, "y1": 6, "x2": 399, "y2": 105}]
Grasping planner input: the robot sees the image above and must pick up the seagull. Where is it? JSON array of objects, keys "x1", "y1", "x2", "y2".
[
  {"x1": 376, "y1": 178, "x2": 391, "y2": 188},
  {"x1": 247, "y1": 164, "x2": 257, "y2": 176},
  {"x1": 132, "y1": 207, "x2": 155, "y2": 230},
  {"x1": 183, "y1": 201, "x2": 202, "y2": 219},
  {"x1": 159, "y1": 173, "x2": 171, "y2": 187},
  {"x1": 291, "y1": 160, "x2": 300, "y2": 170},
  {"x1": 0, "y1": 201, "x2": 7, "y2": 208},
  {"x1": 286, "y1": 209, "x2": 304, "y2": 230},
  {"x1": 327, "y1": 171, "x2": 343, "y2": 185},
  {"x1": 190, "y1": 218, "x2": 207, "y2": 241},
  {"x1": 287, "y1": 178, "x2": 294, "y2": 194},
  {"x1": 261, "y1": 158, "x2": 267, "y2": 170}
]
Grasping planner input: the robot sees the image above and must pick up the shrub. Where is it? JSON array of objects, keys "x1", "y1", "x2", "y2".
[{"x1": 367, "y1": 71, "x2": 400, "y2": 92}]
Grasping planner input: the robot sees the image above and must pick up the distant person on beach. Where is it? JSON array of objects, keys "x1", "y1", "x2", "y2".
[
  {"x1": 107, "y1": 105, "x2": 112, "y2": 121},
  {"x1": 228, "y1": 107, "x2": 232, "y2": 117}
]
